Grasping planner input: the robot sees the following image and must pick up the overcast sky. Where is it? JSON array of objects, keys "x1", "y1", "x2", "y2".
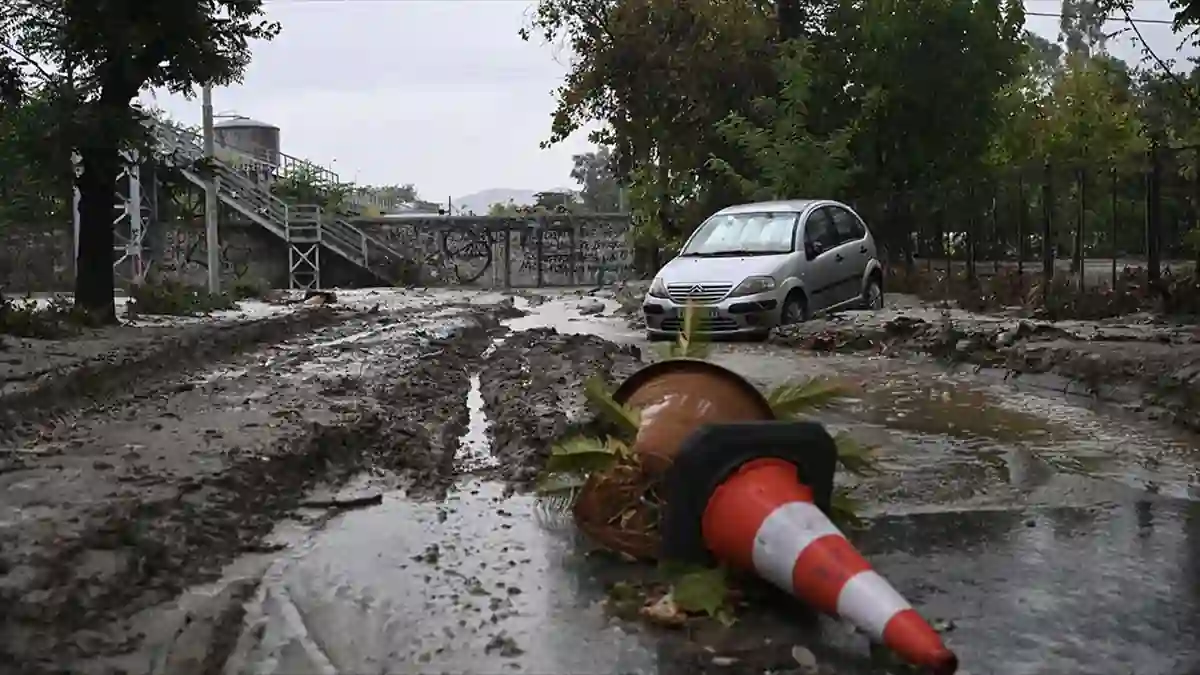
[{"x1": 139, "y1": 0, "x2": 1196, "y2": 201}]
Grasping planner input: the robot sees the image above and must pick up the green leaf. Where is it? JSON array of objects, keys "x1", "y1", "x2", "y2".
[
  {"x1": 766, "y1": 378, "x2": 845, "y2": 418},
  {"x1": 670, "y1": 567, "x2": 730, "y2": 617},
  {"x1": 544, "y1": 435, "x2": 622, "y2": 475},
  {"x1": 834, "y1": 432, "x2": 878, "y2": 476},
  {"x1": 830, "y1": 491, "x2": 866, "y2": 531},
  {"x1": 660, "y1": 303, "x2": 710, "y2": 360},
  {"x1": 583, "y1": 376, "x2": 641, "y2": 438}
]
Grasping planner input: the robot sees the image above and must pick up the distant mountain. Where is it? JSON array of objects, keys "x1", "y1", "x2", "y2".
[{"x1": 451, "y1": 187, "x2": 576, "y2": 215}]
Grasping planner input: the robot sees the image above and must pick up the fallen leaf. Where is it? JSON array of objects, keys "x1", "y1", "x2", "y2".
[{"x1": 639, "y1": 593, "x2": 687, "y2": 627}]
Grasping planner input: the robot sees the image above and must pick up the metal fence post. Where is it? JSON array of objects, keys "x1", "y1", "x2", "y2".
[
  {"x1": 1110, "y1": 166, "x2": 1118, "y2": 288},
  {"x1": 1074, "y1": 167, "x2": 1086, "y2": 291},
  {"x1": 1041, "y1": 161, "x2": 1055, "y2": 291},
  {"x1": 503, "y1": 223, "x2": 512, "y2": 289},
  {"x1": 966, "y1": 184, "x2": 977, "y2": 284},
  {"x1": 1146, "y1": 142, "x2": 1162, "y2": 284},
  {"x1": 1016, "y1": 174, "x2": 1025, "y2": 276},
  {"x1": 535, "y1": 224, "x2": 544, "y2": 288}
]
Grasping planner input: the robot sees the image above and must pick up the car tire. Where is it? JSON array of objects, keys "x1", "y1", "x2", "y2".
[
  {"x1": 863, "y1": 278, "x2": 884, "y2": 310},
  {"x1": 780, "y1": 292, "x2": 808, "y2": 325}
]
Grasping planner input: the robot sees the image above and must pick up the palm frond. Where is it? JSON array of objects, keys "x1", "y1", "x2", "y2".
[
  {"x1": 659, "y1": 303, "x2": 710, "y2": 360},
  {"x1": 830, "y1": 490, "x2": 866, "y2": 530},
  {"x1": 583, "y1": 376, "x2": 641, "y2": 439},
  {"x1": 534, "y1": 472, "x2": 586, "y2": 520},
  {"x1": 834, "y1": 432, "x2": 878, "y2": 476},
  {"x1": 765, "y1": 378, "x2": 845, "y2": 418},
  {"x1": 544, "y1": 435, "x2": 623, "y2": 475}
]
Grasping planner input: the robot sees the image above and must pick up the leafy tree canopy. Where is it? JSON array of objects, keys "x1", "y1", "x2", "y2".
[{"x1": 2, "y1": 0, "x2": 280, "y2": 320}]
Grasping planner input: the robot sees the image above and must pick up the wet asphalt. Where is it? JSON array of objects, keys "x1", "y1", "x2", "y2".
[{"x1": 187, "y1": 292, "x2": 1200, "y2": 674}]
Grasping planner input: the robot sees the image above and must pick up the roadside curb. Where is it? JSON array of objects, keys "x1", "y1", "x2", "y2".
[{"x1": 0, "y1": 306, "x2": 358, "y2": 436}]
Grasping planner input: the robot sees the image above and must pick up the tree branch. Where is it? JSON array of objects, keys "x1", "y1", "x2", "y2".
[
  {"x1": 1120, "y1": 6, "x2": 1200, "y2": 116},
  {"x1": 0, "y1": 40, "x2": 55, "y2": 82}
]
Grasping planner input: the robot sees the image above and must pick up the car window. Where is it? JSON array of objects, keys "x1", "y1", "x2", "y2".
[
  {"x1": 803, "y1": 209, "x2": 839, "y2": 251},
  {"x1": 828, "y1": 206, "x2": 866, "y2": 243},
  {"x1": 681, "y1": 212, "x2": 798, "y2": 255}
]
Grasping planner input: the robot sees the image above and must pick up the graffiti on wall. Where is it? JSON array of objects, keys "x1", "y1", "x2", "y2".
[
  {"x1": 362, "y1": 215, "x2": 633, "y2": 287},
  {"x1": 158, "y1": 226, "x2": 257, "y2": 283},
  {"x1": 1, "y1": 215, "x2": 635, "y2": 292}
]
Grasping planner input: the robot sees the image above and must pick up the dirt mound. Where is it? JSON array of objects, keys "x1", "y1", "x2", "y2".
[
  {"x1": 368, "y1": 313, "x2": 497, "y2": 497},
  {"x1": 478, "y1": 327, "x2": 642, "y2": 484},
  {"x1": 0, "y1": 307, "x2": 506, "y2": 674},
  {"x1": 0, "y1": 306, "x2": 357, "y2": 441}
]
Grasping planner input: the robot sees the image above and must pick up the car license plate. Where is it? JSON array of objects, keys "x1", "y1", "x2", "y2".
[{"x1": 684, "y1": 307, "x2": 719, "y2": 318}]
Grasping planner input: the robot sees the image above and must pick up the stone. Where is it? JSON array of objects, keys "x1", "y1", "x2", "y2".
[
  {"x1": 577, "y1": 300, "x2": 605, "y2": 315},
  {"x1": 790, "y1": 645, "x2": 818, "y2": 673}
]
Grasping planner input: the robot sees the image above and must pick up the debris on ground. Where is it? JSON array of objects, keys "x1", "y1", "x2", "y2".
[{"x1": 773, "y1": 302, "x2": 1200, "y2": 432}]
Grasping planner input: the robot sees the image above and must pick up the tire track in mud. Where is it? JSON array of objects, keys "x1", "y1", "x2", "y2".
[
  {"x1": 0, "y1": 308, "x2": 504, "y2": 675},
  {"x1": 476, "y1": 327, "x2": 643, "y2": 485}
]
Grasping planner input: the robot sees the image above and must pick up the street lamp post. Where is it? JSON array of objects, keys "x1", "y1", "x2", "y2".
[{"x1": 201, "y1": 84, "x2": 220, "y2": 294}]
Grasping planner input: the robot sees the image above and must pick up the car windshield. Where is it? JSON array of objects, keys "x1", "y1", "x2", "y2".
[{"x1": 680, "y1": 212, "x2": 796, "y2": 256}]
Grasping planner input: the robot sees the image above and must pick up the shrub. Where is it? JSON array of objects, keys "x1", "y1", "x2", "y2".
[
  {"x1": 126, "y1": 279, "x2": 237, "y2": 316},
  {"x1": 0, "y1": 293, "x2": 96, "y2": 338}
]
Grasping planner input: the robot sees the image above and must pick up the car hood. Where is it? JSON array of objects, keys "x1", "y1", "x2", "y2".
[{"x1": 659, "y1": 254, "x2": 790, "y2": 284}]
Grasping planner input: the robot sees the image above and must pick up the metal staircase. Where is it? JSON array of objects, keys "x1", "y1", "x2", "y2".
[{"x1": 150, "y1": 120, "x2": 407, "y2": 289}]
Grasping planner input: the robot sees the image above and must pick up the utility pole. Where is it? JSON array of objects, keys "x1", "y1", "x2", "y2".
[{"x1": 202, "y1": 84, "x2": 220, "y2": 293}]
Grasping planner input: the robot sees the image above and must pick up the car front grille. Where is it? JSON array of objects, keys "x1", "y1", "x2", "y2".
[
  {"x1": 666, "y1": 282, "x2": 733, "y2": 304},
  {"x1": 660, "y1": 317, "x2": 739, "y2": 332}
]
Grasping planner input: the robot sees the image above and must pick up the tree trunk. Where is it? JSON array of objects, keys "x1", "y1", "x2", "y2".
[
  {"x1": 776, "y1": 0, "x2": 802, "y2": 41},
  {"x1": 75, "y1": 149, "x2": 118, "y2": 323}
]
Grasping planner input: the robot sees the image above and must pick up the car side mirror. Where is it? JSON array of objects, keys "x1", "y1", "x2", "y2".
[{"x1": 806, "y1": 241, "x2": 823, "y2": 259}]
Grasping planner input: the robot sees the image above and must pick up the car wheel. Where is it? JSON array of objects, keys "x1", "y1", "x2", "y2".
[
  {"x1": 780, "y1": 292, "x2": 808, "y2": 325},
  {"x1": 863, "y1": 278, "x2": 884, "y2": 310}
]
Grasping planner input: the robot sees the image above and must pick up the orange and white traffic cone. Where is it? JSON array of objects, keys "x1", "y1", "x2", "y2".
[{"x1": 661, "y1": 422, "x2": 957, "y2": 675}]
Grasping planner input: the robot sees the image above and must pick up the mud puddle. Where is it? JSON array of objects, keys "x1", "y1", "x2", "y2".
[
  {"x1": 707, "y1": 344, "x2": 1200, "y2": 507},
  {"x1": 454, "y1": 374, "x2": 495, "y2": 472},
  {"x1": 51, "y1": 300, "x2": 1200, "y2": 675}
]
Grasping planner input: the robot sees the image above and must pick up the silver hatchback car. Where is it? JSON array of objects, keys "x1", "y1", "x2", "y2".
[{"x1": 643, "y1": 199, "x2": 884, "y2": 339}]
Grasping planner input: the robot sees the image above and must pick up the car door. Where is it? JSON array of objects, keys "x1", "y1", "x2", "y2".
[
  {"x1": 825, "y1": 204, "x2": 869, "y2": 305},
  {"x1": 799, "y1": 208, "x2": 843, "y2": 312}
]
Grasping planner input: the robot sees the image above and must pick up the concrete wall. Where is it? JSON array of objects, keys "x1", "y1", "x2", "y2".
[
  {"x1": 0, "y1": 215, "x2": 634, "y2": 292},
  {"x1": 0, "y1": 221, "x2": 287, "y2": 293},
  {"x1": 0, "y1": 223, "x2": 75, "y2": 292},
  {"x1": 361, "y1": 218, "x2": 633, "y2": 287}
]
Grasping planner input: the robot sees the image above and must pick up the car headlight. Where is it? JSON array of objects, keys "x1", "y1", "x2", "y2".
[
  {"x1": 729, "y1": 275, "x2": 776, "y2": 297},
  {"x1": 648, "y1": 277, "x2": 668, "y2": 298}
]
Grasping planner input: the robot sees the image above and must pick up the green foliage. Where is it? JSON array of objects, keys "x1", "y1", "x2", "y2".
[
  {"x1": 3, "y1": 0, "x2": 279, "y2": 318},
  {"x1": 228, "y1": 277, "x2": 268, "y2": 300},
  {"x1": 0, "y1": 90, "x2": 73, "y2": 225},
  {"x1": 669, "y1": 566, "x2": 734, "y2": 623},
  {"x1": 543, "y1": 435, "x2": 634, "y2": 476},
  {"x1": 708, "y1": 41, "x2": 855, "y2": 202},
  {"x1": 582, "y1": 375, "x2": 641, "y2": 437},
  {"x1": 271, "y1": 164, "x2": 354, "y2": 212},
  {"x1": 126, "y1": 279, "x2": 237, "y2": 317},
  {"x1": 571, "y1": 146, "x2": 623, "y2": 212},
  {"x1": 765, "y1": 378, "x2": 845, "y2": 417},
  {"x1": 657, "y1": 304, "x2": 710, "y2": 359},
  {"x1": 488, "y1": 200, "x2": 522, "y2": 216},
  {"x1": 0, "y1": 294, "x2": 95, "y2": 338}
]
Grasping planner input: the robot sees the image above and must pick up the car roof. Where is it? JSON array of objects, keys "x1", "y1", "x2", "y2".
[{"x1": 715, "y1": 199, "x2": 835, "y2": 215}]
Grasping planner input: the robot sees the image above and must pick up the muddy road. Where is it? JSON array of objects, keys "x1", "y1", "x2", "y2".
[{"x1": 2, "y1": 289, "x2": 1199, "y2": 675}]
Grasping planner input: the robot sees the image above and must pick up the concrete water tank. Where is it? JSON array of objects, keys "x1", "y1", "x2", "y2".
[{"x1": 214, "y1": 117, "x2": 280, "y2": 164}]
